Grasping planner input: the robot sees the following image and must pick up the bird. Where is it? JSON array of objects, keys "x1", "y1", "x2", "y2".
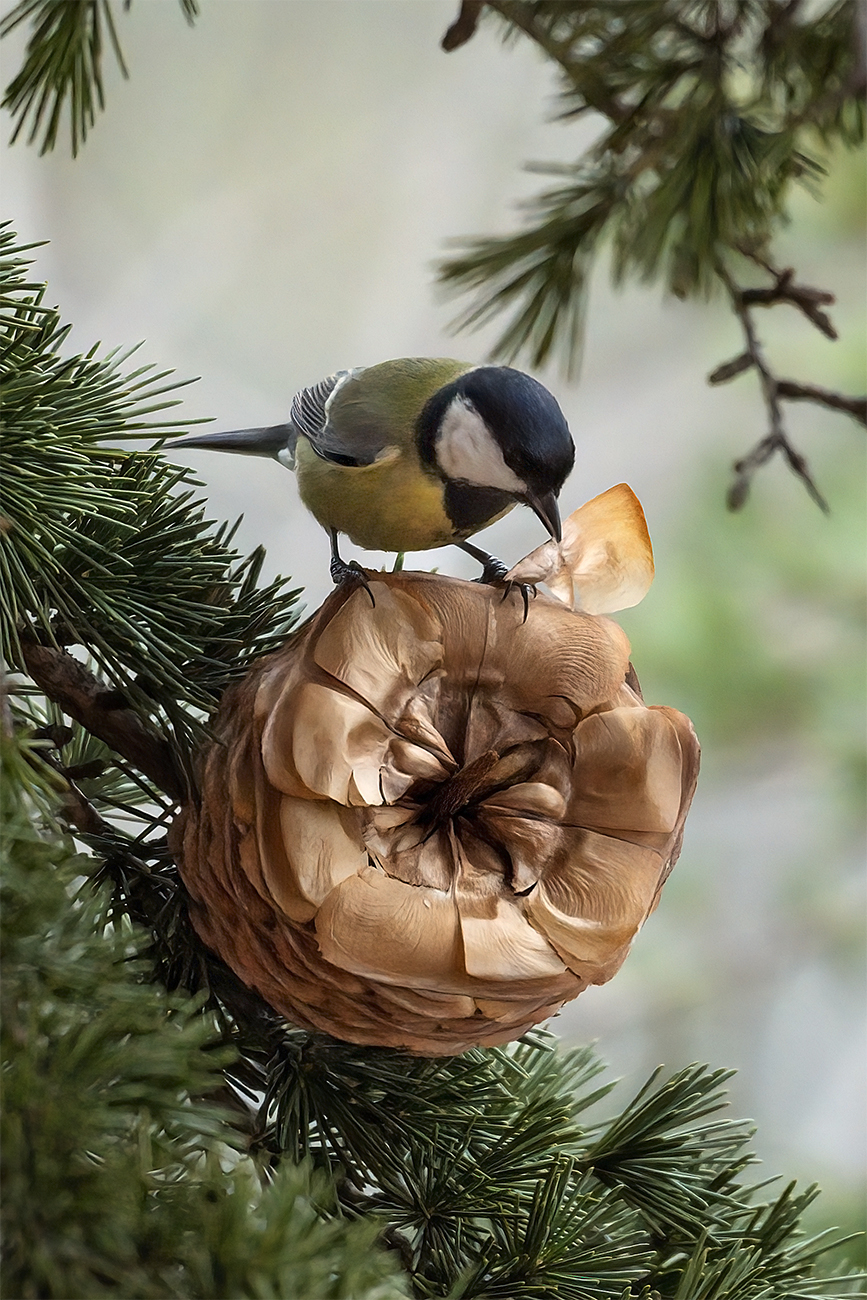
[{"x1": 166, "y1": 357, "x2": 575, "y2": 590}]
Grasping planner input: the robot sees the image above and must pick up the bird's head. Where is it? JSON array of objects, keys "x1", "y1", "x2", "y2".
[{"x1": 417, "y1": 366, "x2": 574, "y2": 541}]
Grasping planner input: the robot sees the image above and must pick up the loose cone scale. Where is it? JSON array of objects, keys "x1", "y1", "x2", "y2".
[{"x1": 173, "y1": 493, "x2": 699, "y2": 1054}]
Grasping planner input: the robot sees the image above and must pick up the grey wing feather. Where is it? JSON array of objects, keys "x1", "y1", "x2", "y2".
[
  {"x1": 291, "y1": 369, "x2": 389, "y2": 467},
  {"x1": 290, "y1": 372, "x2": 347, "y2": 441}
]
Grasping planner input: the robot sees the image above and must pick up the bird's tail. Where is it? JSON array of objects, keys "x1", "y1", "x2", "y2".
[{"x1": 164, "y1": 423, "x2": 298, "y2": 468}]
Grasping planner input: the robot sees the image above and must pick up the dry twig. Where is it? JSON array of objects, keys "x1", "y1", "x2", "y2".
[
  {"x1": 739, "y1": 264, "x2": 838, "y2": 339},
  {"x1": 776, "y1": 380, "x2": 867, "y2": 423},
  {"x1": 714, "y1": 260, "x2": 865, "y2": 510},
  {"x1": 441, "y1": 0, "x2": 485, "y2": 51}
]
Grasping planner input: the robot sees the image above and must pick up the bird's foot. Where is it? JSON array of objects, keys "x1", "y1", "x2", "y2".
[
  {"x1": 474, "y1": 557, "x2": 537, "y2": 623},
  {"x1": 330, "y1": 555, "x2": 375, "y2": 606},
  {"x1": 456, "y1": 541, "x2": 536, "y2": 622},
  {"x1": 474, "y1": 555, "x2": 510, "y2": 585}
]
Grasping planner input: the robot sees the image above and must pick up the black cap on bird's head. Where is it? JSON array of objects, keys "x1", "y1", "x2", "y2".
[{"x1": 418, "y1": 365, "x2": 574, "y2": 543}]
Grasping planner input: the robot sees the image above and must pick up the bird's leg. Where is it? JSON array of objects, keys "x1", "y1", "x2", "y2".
[
  {"x1": 456, "y1": 540, "x2": 509, "y2": 584},
  {"x1": 329, "y1": 530, "x2": 375, "y2": 606},
  {"x1": 455, "y1": 540, "x2": 536, "y2": 623}
]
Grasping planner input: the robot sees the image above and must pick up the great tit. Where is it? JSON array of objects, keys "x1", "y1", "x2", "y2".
[{"x1": 167, "y1": 357, "x2": 574, "y2": 585}]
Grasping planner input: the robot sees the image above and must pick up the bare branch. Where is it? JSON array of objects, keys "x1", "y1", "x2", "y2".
[
  {"x1": 716, "y1": 262, "x2": 830, "y2": 513},
  {"x1": 777, "y1": 380, "x2": 867, "y2": 425},
  {"x1": 743, "y1": 282, "x2": 837, "y2": 339},
  {"x1": 442, "y1": 0, "x2": 485, "y2": 51},
  {"x1": 738, "y1": 258, "x2": 838, "y2": 339},
  {"x1": 20, "y1": 638, "x2": 186, "y2": 802},
  {"x1": 708, "y1": 352, "x2": 754, "y2": 385}
]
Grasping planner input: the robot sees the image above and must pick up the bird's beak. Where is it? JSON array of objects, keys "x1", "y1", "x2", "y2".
[
  {"x1": 163, "y1": 424, "x2": 293, "y2": 456},
  {"x1": 526, "y1": 489, "x2": 562, "y2": 543}
]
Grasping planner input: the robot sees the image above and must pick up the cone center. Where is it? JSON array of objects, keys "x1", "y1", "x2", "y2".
[{"x1": 420, "y1": 749, "x2": 500, "y2": 828}]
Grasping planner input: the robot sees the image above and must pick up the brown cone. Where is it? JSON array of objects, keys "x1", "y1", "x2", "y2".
[{"x1": 172, "y1": 571, "x2": 699, "y2": 1054}]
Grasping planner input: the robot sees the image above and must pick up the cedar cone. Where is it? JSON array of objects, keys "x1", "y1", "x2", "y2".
[{"x1": 173, "y1": 570, "x2": 699, "y2": 1055}]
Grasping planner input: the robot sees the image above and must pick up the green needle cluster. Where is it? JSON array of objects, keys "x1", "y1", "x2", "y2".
[
  {"x1": 0, "y1": 226, "x2": 301, "y2": 763},
  {"x1": 439, "y1": 1, "x2": 864, "y2": 376},
  {"x1": 0, "y1": 0, "x2": 198, "y2": 156}
]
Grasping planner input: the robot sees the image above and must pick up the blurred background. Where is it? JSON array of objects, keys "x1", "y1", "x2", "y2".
[{"x1": 2, "y1": 0, "x2": 864, "y2": 1242}]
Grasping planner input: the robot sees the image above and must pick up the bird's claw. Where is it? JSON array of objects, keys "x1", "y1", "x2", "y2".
[
  {"x1": 330, "y1": 556, "x2": 375, "y2": 606},
  {"x1": 498, "y1": 579, "x2": 537, "y2": 623},
  {"x1": 474, "y1": 561, "x2": 537, "y2": 622}
]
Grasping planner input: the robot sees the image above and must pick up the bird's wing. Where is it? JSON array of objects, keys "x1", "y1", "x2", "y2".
[
  {"x1": 295, "y1": 364, "x2": 430, "y2": 467},
  {"x1": 291, "y1": 369, "x2": 387, "y2": 467},
  {"x1": 293, "y1": 358, "x2": 475, "y2": 468},
  {"x1": 290, "y1": 373, "x2": 347, "y2": 440}
]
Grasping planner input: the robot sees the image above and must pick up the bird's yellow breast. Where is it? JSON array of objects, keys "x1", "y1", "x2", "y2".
[{"x1": 296, "y1": 439, "x2": 459, "y2": 552}]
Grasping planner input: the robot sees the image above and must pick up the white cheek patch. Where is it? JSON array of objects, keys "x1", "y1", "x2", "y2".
[{"x1": 435, "y1": 397, "x2": 525, "y2": 493}]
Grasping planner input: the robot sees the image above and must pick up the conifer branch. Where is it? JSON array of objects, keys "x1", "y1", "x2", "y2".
[
  {"x1": 56, "y1": 769, "x2": 114, "y2": 837},
  {"x1": 0, "y1": 0, "x2": 198, "y2": 155},
  {"x1": 2, "y1": 752, "x2": 406, "y2": 1299},
  {"x1": 1, "y1": 0, "x2": 863, "y2": 1269},
  {"x1": 438, "y1": 0, "x2": 865, "y2": 509},
  {"x1": 20, "y1": 637, "x2": 186, "y2": 801},
  {"x1": 483, "y1": 1, "x2": 630, "y2": 123}
]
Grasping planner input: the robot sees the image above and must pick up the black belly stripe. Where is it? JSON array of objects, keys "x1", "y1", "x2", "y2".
[{"x1": 444, "y1": 481, "x2": 514, "y2": 534}]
